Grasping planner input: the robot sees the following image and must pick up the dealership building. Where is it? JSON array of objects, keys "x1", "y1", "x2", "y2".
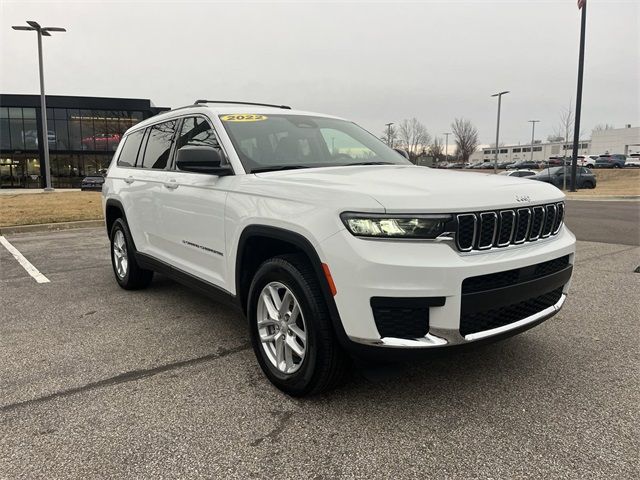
[
  {"x1": 469, "y1": 125, "x2": 640, "y2": 164},
  {"x1": 0, "y1": 94, "x2": 168, "y2": 188}
]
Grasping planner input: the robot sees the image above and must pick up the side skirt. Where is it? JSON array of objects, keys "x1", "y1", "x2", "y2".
[{"x1": 135, "y1": 252, "x2": 241, "y2": 310}]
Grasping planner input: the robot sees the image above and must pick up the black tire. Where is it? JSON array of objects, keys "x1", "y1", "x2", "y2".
[
  {"x1": 247, "y1": 254, "x2": 349, "y2": 396},
  {"x1": 110, "y1": 218, "x2": 153, "y2": 290}
]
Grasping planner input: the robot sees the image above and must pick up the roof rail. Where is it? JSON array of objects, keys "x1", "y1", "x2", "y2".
[{"x1": 194, "y1": 99, "x2": 292, "y2": 110}]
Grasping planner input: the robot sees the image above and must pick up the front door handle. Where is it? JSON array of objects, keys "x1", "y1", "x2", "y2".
[
  {"x1": 164, "y1": 179, "x2": 179, "y2": 190},
  {"x1": 124, "y1": 176, "x2": 134, "y2": 184}
]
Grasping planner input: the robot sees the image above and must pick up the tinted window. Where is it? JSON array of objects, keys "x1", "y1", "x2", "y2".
[
  {"x1": 117, "y1": 129, "x2": 145, "y2": 167},
  {"x1": 141, "y1": 121, "x2": 176, "y2": 169},
  {"x1": 176, "y1": 117, "x2": 220, "y2": 150}
]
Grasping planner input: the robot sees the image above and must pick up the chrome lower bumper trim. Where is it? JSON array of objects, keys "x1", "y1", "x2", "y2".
[{"x1": 349, "y1": 293, "x2": 567, "y2": 349}]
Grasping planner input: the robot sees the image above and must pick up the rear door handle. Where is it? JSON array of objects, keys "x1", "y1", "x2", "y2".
[
  {"x1": 124, "y1": 176, "x2": 134, "y2": 184},
  {"x1": 164, "y1": 179, "x2": 179, "y2": 190}
]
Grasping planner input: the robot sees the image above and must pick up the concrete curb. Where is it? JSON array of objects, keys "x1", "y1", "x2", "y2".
[{"x1": 0, "y1": 219, "x2": 105, "y2": 235}]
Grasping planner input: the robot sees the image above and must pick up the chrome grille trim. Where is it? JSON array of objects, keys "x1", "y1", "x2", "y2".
[
  {"x1": 514, "y1": 208, "x2": 532, "y2": 244},
  {"x1": 497, "y1": 210, "x2": 516, "y2": 247},
  {"x1": 454, "y1": 202, "x2": 564, "y2": 252},
  {"x1": 455, "y1": 214, "x2": 477, "y2": 252},
  {"x1": 541, "y1": 204, "x2": 557, "y2": 238},
  {"x1": 529, "y1": 206, "x2": 545, "y2": 241},
  {"x1": 478, "y1": 212, "x2": 498, "y2": 250},
  {"x1": 552, "y1": 202, "x2": 564, "y2": 234}
]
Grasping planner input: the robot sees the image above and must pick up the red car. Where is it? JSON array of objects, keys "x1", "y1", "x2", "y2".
[{"x1": 82, "y1": 133, "x2": 122, "y2": 151}]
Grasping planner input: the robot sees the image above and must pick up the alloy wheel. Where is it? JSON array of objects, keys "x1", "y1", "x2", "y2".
[
  {"x1": 256, "y1": 281, "x2": 307, "y2": 374},
  {"x1": 112, "y1": 229, "x2": 128, "y2": 279}
]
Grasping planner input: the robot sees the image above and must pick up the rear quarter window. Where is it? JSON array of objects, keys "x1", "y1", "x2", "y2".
[{"x1": 117, "y1": 129, "x2": 145, "y2": 167}]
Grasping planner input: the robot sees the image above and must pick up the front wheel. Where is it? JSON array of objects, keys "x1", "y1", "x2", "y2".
[{"x1": 247, "y1": 254, "x2": 349, "y2": 396}]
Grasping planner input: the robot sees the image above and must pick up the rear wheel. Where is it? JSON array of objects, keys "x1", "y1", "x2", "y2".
[
  {"x1": 247, "y1": 254, "x2": 349, "y2": 396},
  {"x1": 110, "y1": 218, "x2": 153, "y2": 290}
]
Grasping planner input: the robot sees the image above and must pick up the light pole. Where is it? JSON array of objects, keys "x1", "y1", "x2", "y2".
[
  {"x1": 12, "y1": 20, "x2": 66, "y2": 191},
  {"x1": 528, "y1": 120, "x2": 540, "y2": 162},
  {"x1": 443, "y1": 132, "x2": 451, "y2": 164},
  {"x1": 491, "y1": 91, "x2": 509, "y2": 174},
  {"x1": 385, "y1": 122, "x2": 394, "y2": 148}
]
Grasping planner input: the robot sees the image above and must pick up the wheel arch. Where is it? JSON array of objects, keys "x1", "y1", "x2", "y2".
[
  {"x1": 104, "y1": 199, "x2": 134, "y2": 247},
  {"x1": 235, "y1": 225, "x2": 350, "y2": 348}
]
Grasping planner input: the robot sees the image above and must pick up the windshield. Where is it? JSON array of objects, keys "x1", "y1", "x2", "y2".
[{"x1": 219, "y1": 114, "x2": 411, "y2": 173}]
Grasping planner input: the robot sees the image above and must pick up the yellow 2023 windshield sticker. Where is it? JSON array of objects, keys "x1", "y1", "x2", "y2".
[{"x1": 221, "y1": 114, "x2": 267, "y2": 122}]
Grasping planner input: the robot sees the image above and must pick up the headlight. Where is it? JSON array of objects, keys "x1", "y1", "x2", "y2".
[{"x1": 340, "y1": 213, "x2": 453, "y2": 239}]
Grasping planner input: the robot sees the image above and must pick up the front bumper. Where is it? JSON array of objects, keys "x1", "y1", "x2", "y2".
[{"x1": 320, "y1": 225, "x2": 576, "y2": 350}]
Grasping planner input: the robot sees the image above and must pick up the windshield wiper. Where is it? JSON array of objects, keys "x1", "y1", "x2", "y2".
[
  {"x1": 251, "y1": 165, "x2": 311, "y2": 173},
  {"x1": 343, "y1": 161, "x2": 395, "y2": 166}
]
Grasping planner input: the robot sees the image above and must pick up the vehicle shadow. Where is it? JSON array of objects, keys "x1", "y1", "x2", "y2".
[{"x1": 149, "y1": 274, "x2": 559, "y2": 408}]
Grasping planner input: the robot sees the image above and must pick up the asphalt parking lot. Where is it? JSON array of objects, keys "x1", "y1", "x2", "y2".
[{"x1": 1, "y1": 202, "x2": 639, "y2": 478}]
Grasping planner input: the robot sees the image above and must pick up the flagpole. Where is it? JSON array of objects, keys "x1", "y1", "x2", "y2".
[{"x1": 570, "y1": 0, "x2": 587, "y2": 192}]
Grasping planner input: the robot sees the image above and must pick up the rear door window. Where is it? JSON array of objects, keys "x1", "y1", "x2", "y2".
[
  {"x1": 141, "y1": 121, "x2": 176, "y2": 169},
  {"x1": 117, "y1": 129, "x2": 145, "y2": 167}
]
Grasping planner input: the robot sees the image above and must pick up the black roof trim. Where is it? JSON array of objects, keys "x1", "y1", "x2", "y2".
[{"x1": 193, "y1": 100, "x2": 291, "y2": 110}]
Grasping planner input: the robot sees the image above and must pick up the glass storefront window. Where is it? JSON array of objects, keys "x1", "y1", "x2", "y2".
[
  {"x1": 68, "y1": 109, "x2": 82, "y2": 150},
  {"x1": 92, "y1": 111, "x2": 108, "y2": 151},
  {"x1": 8, "y1": 108, "x2": 25, "y2": 150},
  {"x1": 80, "y1": 110, "x2": 95, "y2": 150},
  {"x1": 23, "y1": 117, "x2": 38, "y2": 149},
  {"x1": 1, "y1": 108, "x2": 10, "y2": 150}
]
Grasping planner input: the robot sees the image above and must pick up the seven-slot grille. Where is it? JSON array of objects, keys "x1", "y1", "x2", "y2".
[{"x1": 455, "y1": 202, "x2": 564, "y2": 252}]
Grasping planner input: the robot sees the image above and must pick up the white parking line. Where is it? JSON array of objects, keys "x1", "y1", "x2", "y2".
[{"x1": 0, "y1": 235, "x2": 50, "y2": 283}]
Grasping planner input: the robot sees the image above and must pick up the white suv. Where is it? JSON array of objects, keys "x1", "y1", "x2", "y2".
[{"x1": 102, "y1": 101, "x2": 576, "y2": 395}]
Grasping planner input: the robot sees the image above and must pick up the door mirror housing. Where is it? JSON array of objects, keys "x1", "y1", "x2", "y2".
[{"x1": 175, "y1": 146, "x2": 232, "y2": 175}]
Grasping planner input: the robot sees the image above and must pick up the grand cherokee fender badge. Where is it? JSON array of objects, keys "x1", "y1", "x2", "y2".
[
  {"x1": 182, "y1": 240, "x2": 223, "y2": 256},
  {"x1": 515, "y1": 195, "x2": 531, "y2": 203}
]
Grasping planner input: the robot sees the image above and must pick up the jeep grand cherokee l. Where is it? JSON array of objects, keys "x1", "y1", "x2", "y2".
[{"x1": 102, "y1": 101, "x2": 576, "y2": 396}]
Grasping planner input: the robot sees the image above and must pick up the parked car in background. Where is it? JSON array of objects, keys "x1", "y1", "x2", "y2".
[
  {"x1": 507, "y1": 160, "x2": 541, "y2": 170},
  {"x1": 577, "y1": 155, "x2": 598, "y2": 168},
  {"x1": 477, "y1": 162, "x2": 495, "y2": 169},
  {"x1": 447, "y1": 163, "x2": 466, "y2": 169},
  {"x1": 547, "y1": 157, "x2": 567, "y2": 167},
  {"x1": 80, "y1": 175, "x2": 105, "y2": 191},
  {"x1": 624, "y1": 154, "x2": 640, "y2": 167},
  {"x1": 595, "y1": 154, "x2": 626, "y2": 168},
  {"x1": 531, "y1": 166, "x2": 596, "y2": 189},
  {"x1": 466, "y1": 161, "x2": 484, "y2": 169},
  {"x1": 499, "y1": 169, "x2": 537, "y2": 178}
]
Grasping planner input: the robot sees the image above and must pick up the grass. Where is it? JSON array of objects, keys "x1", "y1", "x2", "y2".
[
  {"x1": 460, "y1": 168, "x2": 640, "y2": 196},
  {"x1": 0, "y1": 192, "x2": 104, "y2": 228},
  {"x1": 567, "y1": 169, "x2": 639, "y2": 196}
]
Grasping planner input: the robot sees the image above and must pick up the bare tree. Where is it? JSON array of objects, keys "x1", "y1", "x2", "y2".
[
  {"x1": 381, "y1": 124, "x2": 398, "y2": 148},
  {"x1": 451, "y1": 118, "x2": 479, "y2": 162},
  {"x1": 591, "y1": 123, "x2": 615, "y2": 137},
  {"x1": 549, "y1": 100, "x2": 585, "y2": 154},
  {"x1": 396, "y1": 118, "x2": 431, "y2": 161},
  {"x1": 427, "y1": 136, "x2": 444, "y2": 162},
  {"x1": 551, "y1": 101, "x2": 575, "y2": 158}
]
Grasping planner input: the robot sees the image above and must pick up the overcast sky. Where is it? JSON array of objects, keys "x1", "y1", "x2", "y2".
[{"x1": 1, "y1": 0, "x2": 638, "y2": 146}]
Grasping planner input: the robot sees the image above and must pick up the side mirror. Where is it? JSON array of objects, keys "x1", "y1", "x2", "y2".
[
  {"x1": 394, "y1": 148, "x2": 410, "y2": 160},
  {"x1": 175, "y1": 146, "x2": 232, "y2": 175}
]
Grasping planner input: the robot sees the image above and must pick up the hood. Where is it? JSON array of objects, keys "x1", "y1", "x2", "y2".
[{"x1": 254, "y1": 165, "x2": 564, "y2": 213}]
